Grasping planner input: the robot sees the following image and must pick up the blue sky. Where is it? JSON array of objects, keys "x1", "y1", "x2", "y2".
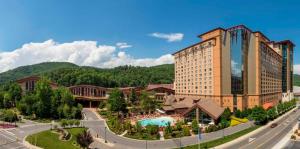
[{"x1": 0, "y1": 0, "x2": 299, "y2": 73}]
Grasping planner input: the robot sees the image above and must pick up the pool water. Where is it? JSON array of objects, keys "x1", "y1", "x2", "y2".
[{"x1": 139, "y1": 116, "x2": 174, "y2": 127}]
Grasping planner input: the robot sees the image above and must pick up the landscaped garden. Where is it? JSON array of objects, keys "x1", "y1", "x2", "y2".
[
  {"x1": 26, "y1": 127, "x2": 88, "y2": 149},
  {"x1": 99, "y1": 88, "x2": 297, "y2": 141}
]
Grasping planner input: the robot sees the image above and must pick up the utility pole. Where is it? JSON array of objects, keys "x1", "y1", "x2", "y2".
[{"x1": 146, "y1": 140, "x2": 148, "y2": 149}]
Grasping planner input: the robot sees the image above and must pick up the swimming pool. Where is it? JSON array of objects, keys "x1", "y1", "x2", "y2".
[{"x1": 139, "y1": 116, "x2": 174, "y2": 127}]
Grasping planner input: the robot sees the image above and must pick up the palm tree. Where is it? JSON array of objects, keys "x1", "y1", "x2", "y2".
[{"x1": 76, "y1": 130, "x2": 93, "y2": 149}]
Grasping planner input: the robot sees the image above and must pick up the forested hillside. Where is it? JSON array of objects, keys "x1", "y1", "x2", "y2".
[
  {"x1": 1, "y1": 62, "x2": 299, "y2": 87},
  {"x1": 44, "y1": 64, "x2": 174, "y2": 87},
  {"x1": 0, "y1": 62, "x2": 174, "y2": 87},
  {"x1": 294, "y1": 74, "x2": 300, "y2": 86},
  {"x1": 0, "y1": 62, "x2": 78, "y2": 83}
]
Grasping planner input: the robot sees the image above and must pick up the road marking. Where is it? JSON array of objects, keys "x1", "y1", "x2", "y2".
[{"x1": 254, "y1": 113, "x2": 300, "y2": 149}]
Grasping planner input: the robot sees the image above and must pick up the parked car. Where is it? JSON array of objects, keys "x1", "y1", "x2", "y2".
[{"x1": 270, "y1": 123, "x2": 278, "y2": 128}]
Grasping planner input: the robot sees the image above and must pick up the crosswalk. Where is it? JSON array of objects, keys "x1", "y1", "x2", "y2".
[{"x1": 0, "y1": 130, "x2": 26, "y2": 149}]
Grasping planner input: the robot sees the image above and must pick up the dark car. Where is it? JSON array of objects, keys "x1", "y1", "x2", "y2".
[{"x1": 270, "y1": 123, "x2": 278, "y2": 128}]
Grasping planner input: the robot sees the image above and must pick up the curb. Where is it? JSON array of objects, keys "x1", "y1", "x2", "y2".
[{"x1": 23, "y1": 135, "x2": 43, "y2": 149}]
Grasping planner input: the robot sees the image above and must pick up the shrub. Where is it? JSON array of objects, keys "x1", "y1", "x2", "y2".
[
  {"x1": 146, "y1": 125, "x2": 159, "y2": 135},
  {"x1": 68, "y1": 119, "x2": 75, "y2": 127},
  {"x1": 74, "y1": 120, "x2": 80, "y2": 127},
  {"x1": 60, "y1": 119, "x2": 68, "y2": 128},
  {"x1": 234, "y1": 109, "x2": 242, "y2": 118},
  {"x1": 182, "y1": 126, "x2": 191, "y2": 136},
  {"x1": 99, "y1": 101, "x2": 106, "y2": 109},
  {"x1": 175, "y1": 121, "x2": 184, "y2": 131},
  {"x1": 0, "y1": 109, "x2": 19, "y2": 123}
]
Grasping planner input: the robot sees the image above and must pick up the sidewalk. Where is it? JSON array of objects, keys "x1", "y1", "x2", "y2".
[{"x1": 215, "y1": 107, "x2": 297, "y2": 149}]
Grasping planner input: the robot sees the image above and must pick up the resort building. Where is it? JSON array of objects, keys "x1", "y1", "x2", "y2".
[
  {"x1": 173, "y1": 25, "x2": 294, "y2": 112},
  {"x1": 146, "y1": 84, "x2": 175, "y2": 102},
  {"x1": 16, "y1": 76, "x2": 58, "y2": 94},
  {"x1": 163, "y1": 95, "x2": 224, "y2": 123},
  {"x1": 69, "y1": 85, "x2": 108, "y2": 107}
]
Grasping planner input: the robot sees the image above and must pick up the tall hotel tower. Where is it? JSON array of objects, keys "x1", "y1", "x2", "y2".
[{"x1": 173, "y1": 25, "x2": 294, "y2": 111}]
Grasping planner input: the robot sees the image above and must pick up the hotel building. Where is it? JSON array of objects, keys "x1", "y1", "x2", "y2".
[{"x1": 173, "y1": 25, "x2": 294, "y2": 111}]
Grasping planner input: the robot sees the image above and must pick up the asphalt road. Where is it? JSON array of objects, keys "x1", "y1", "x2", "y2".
[
  {"x1": 0, "y1": 120, "x2": 50, "y2": 149},
  {"x1": 223, "y1": 108, "x2": 300, "y2": 149}
]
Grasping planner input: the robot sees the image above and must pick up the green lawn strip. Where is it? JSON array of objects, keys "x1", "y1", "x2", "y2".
[
  {"x1": 124, "y1": 132, "x2": 159, "y2": 140},
  {"x1": 181, "y1": 125, "x2": 260, "y2": 149},
  {"x1": 26, "y1": 127, "x2": 86, "y2": 149}
]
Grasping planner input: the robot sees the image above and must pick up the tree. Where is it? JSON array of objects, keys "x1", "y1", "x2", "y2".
[
  {"x1": 251, "y1": 106, "x2": 267, "y2": 124},
  {"x1": 191, "y1": 119, "x2": 199, "y2": 134},
  {"x1": 76, "y1": 130, "x2": 93, "y2": 149},
  {"x1": 267, "y1": 107, "x2": 277, "y2": 120},
  {"x1": 3, "y1": 92, "x2": 12, "y2": 108},
  {"x1": 63, "y1": 104, "x2": 71, "y2": 119},
  {"x1": 140, "y1": 91, "x2": 156, "y2": 114},
  {"x1": 35, "y1": 78, "x2": 53, "y2": 118},
  {"x1": 221, "y1": 107, "x2": 231, "y2": 121},
  {"x1": 107, "y1": 88, "x2": 127, "y2": 116},
  {"x1": 8, "y1": 83, "x2": 22, "y2": 106},
  {"x1": 129, "y1": 89, "x2": 137, "y2": 105},
  {"x1": 164, "y1": 122, "x2": 172, "y2": 136},
  {"x1": 135, "y1": 122, "x2": 142, "y2": 134}
]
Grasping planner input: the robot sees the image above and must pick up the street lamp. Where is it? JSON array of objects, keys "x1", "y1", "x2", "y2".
[
  {"x1": 146, "y1": 140, "x2": 148, "y2": 149},
  {"x1": 105, "y1": 126, "x2": 107, "y2": 143}
]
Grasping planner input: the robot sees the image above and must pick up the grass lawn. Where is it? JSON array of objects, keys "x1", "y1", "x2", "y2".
[
  {"x1": 181, "y1": 125, "x2": 260, "y2": 149},
  {"x1": 26, "y1": 127, "x2": 86, "y2": 149}
]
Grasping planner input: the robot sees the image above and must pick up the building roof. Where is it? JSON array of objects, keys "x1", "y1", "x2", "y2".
[
  {"x1": 16, "y1": 76, "x2": 58, "y2": 86},
  {"x1": 263, "y1": 102, "x2": 273, "y2": 110},
  {"x1": 68, "y1": 84, "x2": 107, "y2": 90},
  {"x1": 16, "y1": 76, "x2": 41, "y2": 83},
  {"x1": 163, "y1": 95, "x2": 224, "y2": 120},
  {"x1": 173, "y1": 25, "x2": 295, "y2": 55},
  {"x1": 146, "y1": 84, "x2": 174, "y2": 91},
  {"x1": 182, "y1": 99, "x2": 225, "y2": 120}
]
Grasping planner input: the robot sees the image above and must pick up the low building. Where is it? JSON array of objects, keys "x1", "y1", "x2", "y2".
[
  {"x1": 69, "y1": 85, "x2": 108, "y2": 108},
  {"x1": 16, "y1": 76, "x2": 58, "y2": 94},
  {"x1": 162, "y1": 95, "x2": 224, "y2": 123},
  {"x1": 146, "y1": 84, "x2": 175, "y2": 102},
  {"x1": 118, "y1": 87, "x2": 143, "y2": 101}
]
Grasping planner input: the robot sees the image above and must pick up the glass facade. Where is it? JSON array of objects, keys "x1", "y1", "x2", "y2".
[
  {"x1": 290, "y1": 47, "x2": 293, "y2": 92},
  {"x1": 230, "y1": 28, "x2": 248, "y2": 94},
  {"x1": 282, "y1": 45, "x2": 287, "y2": 92}
]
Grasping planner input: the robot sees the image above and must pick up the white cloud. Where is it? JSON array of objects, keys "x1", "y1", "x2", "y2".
[
  {"x1": 295, "y1": 64, "x2": 300, "y2": 75},
  {"x1": 149, "y1": 32, "x2": 184, "y2": 42},
  {"x1": 116, "y1": 42, "x2": 132, "y2": 49},
  {"x1": 0, "y1": 39, "x2": 174, "y2": 73}
]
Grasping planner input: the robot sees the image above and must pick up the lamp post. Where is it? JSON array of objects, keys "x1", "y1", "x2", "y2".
[
  {"x1": 105, "y1": 126, "x2": 107, "y2": 143},
  {"x1": 146, "y1": 140, "x2": 148, "y2": 149}
]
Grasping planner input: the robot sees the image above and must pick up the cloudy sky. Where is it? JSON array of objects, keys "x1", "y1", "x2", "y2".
[{"x1": 0, "y1": 0, "x2": 299, "y2": 74}]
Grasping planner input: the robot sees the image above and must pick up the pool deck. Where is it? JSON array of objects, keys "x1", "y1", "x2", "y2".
[{"x1": 128, "y1": 113, "x2": 183, "y2": 126}]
